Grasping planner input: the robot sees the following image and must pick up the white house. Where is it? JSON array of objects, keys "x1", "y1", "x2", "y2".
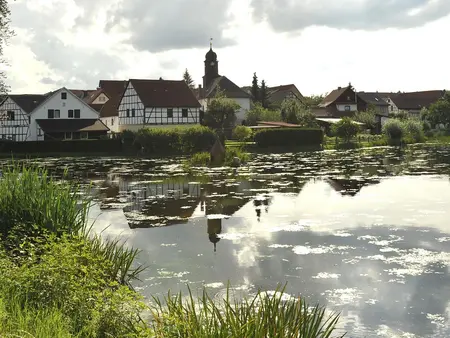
[
  {"x1": 0, "y1": 87, "x2": 109, "y2": 141},
  {"x1": 195, "y1": 46, "x2": 251, "y2": 124},
  {"x1": 118, "y1": 79, "x2": 201, "y2": 132}
]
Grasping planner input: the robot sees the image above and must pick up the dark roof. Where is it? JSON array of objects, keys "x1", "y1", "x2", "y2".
[
  {"x1": 98, "y1": 80, "x2": 127, "y2": 117},
  {"x1": 204, "y1": 76, "x2": 250, "y2": 99},
  {"x1": 8, "y1": 94, "x2": 49, "y2": 113},
  {"x1": 69, "y1": 89, "x2": 98, "y2": 102},
  {"x1": 268, "y1": 84, "x2": 304, "y2": 104},
  {"x1": 357, "y1": 92, "x2": 389, "y2": 106},
  {"x1": 130, "y1": 79, "x2": 201, "y2": 108},
  {"x1": 390, "y1": 90, "x2": 445, "y2": 110},
  {"x1": 89, "y1": 104, "x2": 104, "y2": 113},
  {"x1": 36, "y1": 119, "x2": 109, "y2": 132},
  {"x1": 318, "y1": 86, "x2": 352, "y2": 107}
]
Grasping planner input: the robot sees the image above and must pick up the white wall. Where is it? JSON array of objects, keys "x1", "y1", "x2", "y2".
[
  {"x1": 235, "y1": 97, "x2": 251, "y2": 124},
  {"x1": 336, "y1": 103, "x2": 357, "y2": 112},
  {"x1": 101, "y1": 116, "x2": 119, "y2": 133},
  {"x1": 0, "y1": 98, "x2": 30, "y2": 141},
  {"x1": 30, "y1": 88, "x2": 99, "y2": 141},
  {"x1": 118, "y1": 81, "x2": 200, "y2": 131}
]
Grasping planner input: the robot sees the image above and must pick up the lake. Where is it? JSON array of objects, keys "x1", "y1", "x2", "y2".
[{"x1": 5, "y1": 144, "x2": 450, "y2": 337}]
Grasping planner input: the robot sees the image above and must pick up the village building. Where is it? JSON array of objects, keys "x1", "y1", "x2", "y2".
[
  {"x1": 117, "y1": 79, "x2": 201, "y2": 132},
  {"x1": 0, "y1": 87, "x2": 108, "y2": 141},
  {"x1": 375, "y1": 90, "x2": 446, "y2": 118},
  {"x1": 97, "y1": 80, "x2": 128, "y2": 133},
  {"x1": 195, "y1": 44, "x2": 251, "y2": 124}
]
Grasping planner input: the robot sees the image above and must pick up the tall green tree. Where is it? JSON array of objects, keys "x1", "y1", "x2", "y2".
[
  {"x1": 204, "y1": 87, "x2": 240, "y2": 130},
  {"x1": 260, "y1": 79, "x2": 270, "y2": 109},
  {"x1": 427, "y1": 92, "x2": 450, "y2": 127},
  {"x1": 0, "y1": 0, "x2": 13, "y2": 94},
  {"x1": 251, "y1": 72, "x2": 259, "y2": 103},
  {"x1": 303, "y1": 95, "x2": 324, "y2": 108},
  {"x1": 183, "y1": 68, "x2": 195, "y2": 89}
]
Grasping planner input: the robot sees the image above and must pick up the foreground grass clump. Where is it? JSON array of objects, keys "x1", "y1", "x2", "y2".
[
  {"x1": 151, "y1": 285, "x2": 343, "y2": 338},
  {"x1": 0, "y1": 164, "x2": 150, "y2": 337}
]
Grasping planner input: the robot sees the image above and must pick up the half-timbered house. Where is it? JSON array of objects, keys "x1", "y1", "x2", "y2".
[
  {"x1": 118, "y1": 79, "x2": 201, "y2": 132},
  {"x1": 0, "y1": 94, "x2": 47, "y2": 141}
]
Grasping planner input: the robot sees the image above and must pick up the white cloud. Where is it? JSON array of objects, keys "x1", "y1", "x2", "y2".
[{"x1": 3, "y1": 0, "x2": 450, "y2": 95}]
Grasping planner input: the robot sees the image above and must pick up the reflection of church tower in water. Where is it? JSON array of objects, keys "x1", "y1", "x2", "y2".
[{"x1": 207, "y1": 217, "x2": 222, "y2": 253}]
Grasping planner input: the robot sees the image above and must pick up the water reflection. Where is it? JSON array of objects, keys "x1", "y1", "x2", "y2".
[{"x1": 3, "y1": 145, "x2": 450, "y2": 337}]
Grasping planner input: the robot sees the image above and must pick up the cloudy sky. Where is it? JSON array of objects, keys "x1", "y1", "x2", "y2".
[{"x1": 2, "y1": 0, "x2": 450, "y2": 96}]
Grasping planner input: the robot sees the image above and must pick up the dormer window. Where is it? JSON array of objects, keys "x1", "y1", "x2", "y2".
[{"x1": 61, "y1": 92, "x2": 67, "y2": 100}]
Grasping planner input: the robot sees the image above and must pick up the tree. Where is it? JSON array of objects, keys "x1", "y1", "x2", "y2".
[
  {"x1": 183, "y1": 68, "x2": 195, "y2": 89},
  {"x1": 251, "y1": 72, "x2": 259, "y2": 103},
  {"x1": 0, "y1": 0, "x2": 13, "y2": 94},
  {"x1": 303, "y1": 95, "x2": 324, "y2": 108},
  {"x1": 427, "y1": 93, "x2": 450, "y2": 128},
  {"x1": 260, "y1": 80, "x2": 270, "y2": 108},
  {"x1": 281, "y1": 98, "x2": 317, "y2": 126},
  {"x1": 332, "y1": 117, "x2": 359, "y2": 143},
  {"x1": 245, "y1": 103, "x2": 282, "y2": 125},
  {"x1": 354, "y1": 109, "x2": 376, "y2": 131},
  {"x1": 203, "y1": 87, "x2": 240, "y2": 131}
]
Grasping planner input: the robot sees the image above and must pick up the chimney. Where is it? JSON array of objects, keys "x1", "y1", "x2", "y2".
[
  {"x1": 198, "y1": 84, "x2": 202, "y2": 89},
  {"x1": 338, "y1": 86, "x2": 341, "y2": 90},
  {"x1": 159, "y1": 77, "x2": 163, "y2": 80}
]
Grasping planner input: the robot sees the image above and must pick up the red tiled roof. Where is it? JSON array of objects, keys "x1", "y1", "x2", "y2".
[
  {"x1": 98, "y1": 80, "x2": 127, "y2": 117},
  {"x1": 258, "y1": 121, "x2": 302, "y2": 127},
  {"x1": 130, "y1": 79, "x2": 201, "y2": 108},
  {"x1": 319, "y1": 86, "x2": 351, "y2": 107}
]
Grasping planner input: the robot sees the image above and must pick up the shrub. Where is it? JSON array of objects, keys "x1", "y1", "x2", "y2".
[
  {"x1": 331, "y1": 117, "x2": 359, "y2": 143},
  {"x1": 254, "y1": 128, "x2": 323, "y2": 147},
  {"x1": 353, "y1": 111, "x2": 376, "y2": 130},
  {"x1": 225, "y1": 147, "x2": 250, "y2": 165},
  {"x1": 382, "y1": 119, "x2": 405, "y2": 141},
  {"x1": 404, "y1": 119, "x2": 425, "y2": 142},
  {"x1": 188, "y1": 152, "x2": 210, "y2": 167},
  {"x1": 128, "y1": 126, "x2": 216, "y2": 154},
  {"x1": 0, "y1": 235, "x2": 150, "y2": 337},
  {"x1": 232, "y1": 125, "x2": 252, "y2": 141},
  {"x1": 245, "y1": 103, "x2": 282, "y2": 125}
]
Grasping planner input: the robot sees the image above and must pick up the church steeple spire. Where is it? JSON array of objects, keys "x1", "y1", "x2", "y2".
[{"x1": 203, "y1": 40, "x2": 219, "y2": 88}]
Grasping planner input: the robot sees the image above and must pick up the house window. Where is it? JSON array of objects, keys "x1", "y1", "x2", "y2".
[
  {"x1": 61, "y1": 92, "x2": 67, "y2": 100},
  {"x1": 28, "y1": 116, "x2": 31, "y2": 124},
  {"x1": 126, "y1": 109, "x2": 130, "y2": 117},
  {"x1": 132, "y1": 108, "x2": 135, "y2": 117},
  {"x1": 7, "y1": 110, "x2": 14, "y2": 121},
  {"x1": 80, "y1": 131, "x2": 88, "y2": 139},
  {"x1": 111, "y1": 118, "x2": 114, "y2": 126},
  {"x1": 74, "y1": 109, "x2": 80, "y2": 118},
  {"x1": 167, "y1": 108, "x2": 173, "y2": 118},
  {"x1": 347, "y1": 96, "x2": 351, "y2": 101},
  {"x1": 38, "y1": 128, "x2": 42, "y2": 136},
  {"x1": 48, "y1": 109, "x2": 54, "y2": 119},
  {"x1": 68, "y1": 109, "x2": 73, "y2": 118},
  {"x1": 64, "y1": 132, "x2": 72, "y2": 140},
  {"x1": 182, "y1": 108, "x2": 188, "y2": 118},
  {"x1": 345, "y1": 105, "x2": 351, "y2": 111},
  {"x1": 54, "y1": 109, "x2": 60, "y2": 118}
]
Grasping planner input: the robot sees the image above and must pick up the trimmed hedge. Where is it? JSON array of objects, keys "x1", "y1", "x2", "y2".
[
  {"x1": 254, "y1": 128, "x2": 323, "y2": 147},
  {"x1": 125, "y1": 126, "x2": 217, "y2": 154},
  {"x1": 0, "y1": 139, "x2": 121, "y2": 154}
]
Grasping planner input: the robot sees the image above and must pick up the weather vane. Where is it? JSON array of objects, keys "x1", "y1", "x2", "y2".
[{"x1": 210, "y1": 37, "x2": 213, "y2": 48}]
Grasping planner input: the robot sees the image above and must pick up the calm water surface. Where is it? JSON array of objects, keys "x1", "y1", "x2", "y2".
[{"x1": 6, "y1": 144, "x2": 450, "y2": 337}]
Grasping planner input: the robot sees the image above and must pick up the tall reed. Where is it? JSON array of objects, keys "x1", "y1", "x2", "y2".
[{"x1": 151, "y1": 284, "x2": 343, "y2": 338}]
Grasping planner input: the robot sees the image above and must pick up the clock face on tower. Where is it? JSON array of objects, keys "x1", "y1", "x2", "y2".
[{"x1": 210, "y1": 61, "x2": 215, "y2": 66}]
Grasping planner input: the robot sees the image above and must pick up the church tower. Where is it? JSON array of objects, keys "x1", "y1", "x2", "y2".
[{"x1": 203, "y1": 40, "x2": 219, "y2": 89}]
